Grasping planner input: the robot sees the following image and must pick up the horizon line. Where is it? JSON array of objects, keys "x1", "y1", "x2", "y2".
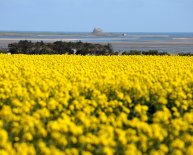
[{"x1": 0, "y1": 30, "x2": 193, "y2": 33}]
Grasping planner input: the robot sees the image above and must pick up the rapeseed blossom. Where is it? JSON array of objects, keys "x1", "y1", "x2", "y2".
[{"x1": 0, "y1": 55, "x2": 193, "y2": 155}]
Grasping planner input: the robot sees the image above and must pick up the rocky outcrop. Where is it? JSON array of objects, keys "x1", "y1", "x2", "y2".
[
  {"x1": 92, "y1": 27, "x2": 104, "y2": 34},
  {"x1": 92, "y1": 27, "x2": 117, "y2": 37}
]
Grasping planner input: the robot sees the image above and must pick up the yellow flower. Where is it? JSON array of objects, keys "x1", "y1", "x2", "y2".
[{"x1": 0, "y1": 55, "x2": 193, "y2": 154}]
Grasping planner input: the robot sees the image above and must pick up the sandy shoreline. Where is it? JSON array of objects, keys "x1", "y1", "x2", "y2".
[
  {"x1": 0, "y1": 38, "x2": 193, "y2": 53},
  {"x1": 110, "y1": 42, "x2": 193, "y2": 48},
  {"x1": 1, "y1": 38, "x2": 193, "y2": 45}
]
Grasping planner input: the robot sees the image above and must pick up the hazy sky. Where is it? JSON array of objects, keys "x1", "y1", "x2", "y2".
[{"x1": 0, "y1": 0, "x2": 193, "y2": 32}]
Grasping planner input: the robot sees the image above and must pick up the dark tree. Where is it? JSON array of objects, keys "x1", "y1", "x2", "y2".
[{"x1": 8, "y1": 40, "x2": 115, "y2": 55}]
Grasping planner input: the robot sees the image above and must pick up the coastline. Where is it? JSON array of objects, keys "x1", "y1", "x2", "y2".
[{"x1": 1, "y1": 37, "x2": 193, "y2": 53}]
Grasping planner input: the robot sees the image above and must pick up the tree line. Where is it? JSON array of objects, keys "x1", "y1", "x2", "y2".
[
  {"x1": 121, "y1": 50, "x2": 170, "y2": 55},
  {"x1": 122, "y1": 50, "x2": 193, "y2": 56},
  {"x1": 8, "y1": 40, "x2": 114, "y2": 55},
  {"x1": 7, "y1": 40, "x2": 193, "y2": 56}
]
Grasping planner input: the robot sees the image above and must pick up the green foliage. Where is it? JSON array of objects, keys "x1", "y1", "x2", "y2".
[
  {"x1": 178, "y1": 52, "x2": 193, "y2": 56},
  {"x1": 8, "y1": 41, "x2": 192, "y2": 56},
  {"x1": 8, "y1": 40, "x2": 113, "y2": 55},
  {"x1": 122, "y1": 50, "x2": 170, "y2": 56},
  {"x1": 122, "y1": 50, "x2": 142, "y2": 55},
  {"x1": 142, "y1": 50, "x2": 159, "y2": 55},
  {"x1": 0, "y1": 49, "x2": 8, "y2": 54}
]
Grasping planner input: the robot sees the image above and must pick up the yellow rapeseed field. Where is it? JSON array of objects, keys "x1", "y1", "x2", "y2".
[{"x1": 0, "y1": 55, "x2": 193, "y2": 155}]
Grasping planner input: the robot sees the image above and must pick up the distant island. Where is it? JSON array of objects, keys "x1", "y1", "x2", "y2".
[
  {"x1": 92, "y1": 27, "x2": 108, "y2": 36},
  {"x1": 92, "y1": 27, "x2": 104, "y2": 34},
  {"x1": 92, "y1": 27, "x2": 127, "y2": 37},
  {"x1": 92, "y1": 27, "x2": 116, "y2": 36}
]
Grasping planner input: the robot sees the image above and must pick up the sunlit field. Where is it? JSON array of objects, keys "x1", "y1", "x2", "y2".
[{"x1": 0, "y1": 55, "x2": 193, "y2": 155}]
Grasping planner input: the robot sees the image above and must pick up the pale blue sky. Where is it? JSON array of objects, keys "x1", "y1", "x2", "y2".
[{"x1": 0, "y1": 0, "x2": 193, "y2": 32}]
